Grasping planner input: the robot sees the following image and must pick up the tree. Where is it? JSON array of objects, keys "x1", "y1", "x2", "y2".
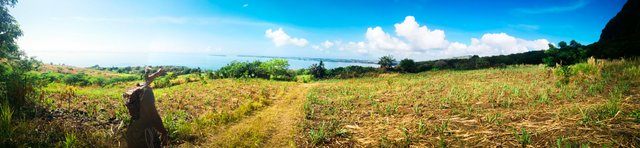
[
  {"x1": 397, "y1": 58, "x2": 417, "y2": 73},
  {"x1": 543, "y1": 41, "x2": 588, "y2": 67},
  {"x1": 309, "y1": 61, "x2": 326, "y2": 79},
  {"x1": 433, "y1": 60, "x2": 448, "y2": 69},
  {"x1": 558, "y1": 41, "x2": 568, "y2": 48},
  {"x1": 1, "y1": 0, "x2": 41, "y2": 108},
  {"x1": 377, "y1": 55, "x2": 396, "y2": 71},
  {"x1": 0, "y1": 0, "x2": 22, "y2": 60},
  {"x1": 569, "y1": 40, "x2": 582, "y2": 47},
  {"x1": 260, "y1": 58, "x2": 291, "y2": 80}
]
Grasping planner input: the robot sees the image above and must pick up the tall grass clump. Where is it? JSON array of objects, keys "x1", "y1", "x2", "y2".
[
  {"x1": 0, "y1": 102, "x2": 13, "y2": 144},
  {"x1": 62, "y1": 132, "x2": 77, "y2": 148}
]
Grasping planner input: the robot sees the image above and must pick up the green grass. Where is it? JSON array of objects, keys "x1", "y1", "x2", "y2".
[{"x1": 514, "y1": 128, "x2": 531, "y2": 147}]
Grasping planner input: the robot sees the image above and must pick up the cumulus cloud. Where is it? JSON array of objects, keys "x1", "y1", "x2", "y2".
[
  {"x1": 332, "y1": 16, "x2": 549, "y2": 59},
  {"x1": 365, "y1": 27, "x2": 411, "y2": 51},
  {"x1": 394, "y1": 16, "x2": 448, "y2": 50},
  {"x1": 465, "y1": 33, "x2": 550, "y2": 56},
  {"x1": 265, "y1": 28, "x2": 308, "y2": 47}
]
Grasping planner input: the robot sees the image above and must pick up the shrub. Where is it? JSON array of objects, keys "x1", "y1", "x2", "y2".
[
  {"x1": 215, "y1": 59, "x2": 295, "y2": 81},
  {"x1": 309, "y1": 61, "x2": 326, "y2": 79},
  {"x1": 543, "y1": 40, "x2": 588, "y2": 67},
  {"x1": 104, "y1": 75, "x2": 138, "y2": 85},
  {"x1": 296, "y1": 75, "x2": 314, "y2": 83},
  {"x1": 433, "y1": 60, "x2": 448, "y2": 69},
  {"x1": 326, "y1": 66, "x2": 378, "y2": 79},
  {"x1": 397, "y1": 58, "x2": 417, "y2": 73},
  {"x1": 260, "y1": 58, "x2": 293, "y2": 80},
  {"x1": 62, "y1": 73, "x2": 90, "y2": 86},
  {"x1": 217, "y1": 61, "x2": 265, "y2": 78},
  {"x1": 153, "y1": 75, "x2": 173, "y2": 88}
]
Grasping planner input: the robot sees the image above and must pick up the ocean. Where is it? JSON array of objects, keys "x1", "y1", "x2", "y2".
[{"x1": 28, "y1": 51, "x2": 378, "y2": 70}]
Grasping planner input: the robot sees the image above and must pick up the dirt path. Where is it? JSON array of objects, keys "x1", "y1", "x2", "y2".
[{"x1": 207, "y1": 83, "x2": 315, "y2": 147}]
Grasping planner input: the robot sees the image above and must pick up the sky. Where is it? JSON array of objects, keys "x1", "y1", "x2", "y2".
[{"x1": 11, "y1": 0, "x2": 627, "y2": 62}]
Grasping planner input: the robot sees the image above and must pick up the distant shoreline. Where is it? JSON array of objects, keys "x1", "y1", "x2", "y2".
[{"x1": 230, "y1": 55, "x2": 377, "y2": 64}]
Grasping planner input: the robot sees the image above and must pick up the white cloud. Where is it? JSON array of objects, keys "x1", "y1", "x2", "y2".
[
  {"x1": 394, "y1": 16, "x2": 448, "y2": 50},
  {"x1": 312, "y1": 40, "x2": 341, "y2": 51},
  {"x1": 332, "y1": 16, "x2": 550, "y2": 60},
  {"x1": 265, "y1": 28, "x2": 309, "y2": 47},
  {"x1": 343, "y1": 41, "x2": 368, "y2": 54},
  {"x1": 322, "y1": 40, "x2": 334, "y2": 49},
  {"x1": 365, "y1": 26, "x2": 411, "y2": 51},
  {"x1": 464, "y1": 33, "x2": 550, "y2": 56},
  {"x1": 242, "y1": 4, "x2": 249, "y2": 8}
]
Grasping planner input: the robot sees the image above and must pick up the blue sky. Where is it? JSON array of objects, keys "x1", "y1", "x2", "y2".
[{"x1": 12, "y1": 0, "x2": 626, "y2": 61}]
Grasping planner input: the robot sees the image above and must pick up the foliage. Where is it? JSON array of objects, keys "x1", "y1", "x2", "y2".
[
  {"x1": 396, "y1": 58, "x2": 417, "y2": 73},
  {"x1": 162, "y1": 110, "x2": 192, "y2": 142},
  {"x1": 0, "y1": 0, "x2": 21, "y2": 60},
  {"x1": 259, "y1": 58, "x2": 293, "y2": 81},
  {"x1": 417, "y1": 50, "x2": 547, "y2": 71},
  {"x1": 90, "y1": 65, "x2": 201, "y2": 76},
  {"x1": 215, "y1": 59, "x2": 295, "y2": 81},
  {"x1": 325, "y1": 65, "x2": 379, "y2": 79},
  {"x1": 37, "y1": 71, "x2": 139, "y2": 86},
  {"x1": 63, "y1": 133, "x2": 77, "y2": 148},
  {"x1": 377, "y1": 55, "x2": 396, "y2": 71},
  {"x1": 0, "y1": 0, "x2": 41, "y2": 109},
  {"x1": 309, "y1": 61, "x2": 327, "y2": 79},
  {"x1": 0, "y1": 102, "x2": 13, "y2": 145},
  {"x1": 153, "y1": 73, "x2": 175, "y2": 88},
  {"x1": 543, "y1": 40, "x2": 588, "y2": 67},
  {"x1": 295, "y1": 74, "x2": 314, "y2": 83}
]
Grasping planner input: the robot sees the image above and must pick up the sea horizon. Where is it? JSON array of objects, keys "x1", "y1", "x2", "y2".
[{"x1": 27, "y1": 51, "x2": 378, "y2": 70}]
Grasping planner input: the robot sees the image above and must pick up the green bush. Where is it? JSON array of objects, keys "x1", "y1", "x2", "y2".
[
  {"x1": 397, "y1": 58, "x2": 417, "y2": 73},
  {"x1": 326, "y1": 66, "x2": 379, "y2": 79},
  {"x1": 296, "y1": 75, "x2": 314, "y2": 83},
  {"x1": 62, "y1": 73, "x2": 90, "y2": 86},
  {"x1": 309, "y1": 61, "x2": 326, "y2": 79},
  {"x1": 215, "y1": 59, "x2": 295, "y2": 81},
  {"x1": 153, "y1": 73, "x2": 175, "y2": 88},
  {"x1": 543, "y1": 40, "x2": 588, "y2": 67}
]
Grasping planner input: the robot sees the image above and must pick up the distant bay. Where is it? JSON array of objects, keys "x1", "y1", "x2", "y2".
[{"x1": 28, "y1": 51, "x2": 378, "y2": 70}]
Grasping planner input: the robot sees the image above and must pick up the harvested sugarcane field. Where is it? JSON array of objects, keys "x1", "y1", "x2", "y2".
[{"x1": 1, "y1": 0, "x2": 639, "y2": 147}]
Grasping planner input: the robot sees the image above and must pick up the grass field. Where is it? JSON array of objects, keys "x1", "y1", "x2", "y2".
[{"x1": 7, "y1": 58, "x2": 640, "y2": 147}]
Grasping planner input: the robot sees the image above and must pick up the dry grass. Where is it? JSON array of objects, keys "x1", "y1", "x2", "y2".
[
  {"x1": 9, "y1": 59, "x2": 640, "y2": 147},
  {"x1": 301, "y1": 60, "x2": 640, "y2": 147}
]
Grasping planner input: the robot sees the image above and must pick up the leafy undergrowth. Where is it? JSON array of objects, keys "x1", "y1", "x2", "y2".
[{"x1": 300, "y1": 59, "x2": 640, "y2": 147}]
